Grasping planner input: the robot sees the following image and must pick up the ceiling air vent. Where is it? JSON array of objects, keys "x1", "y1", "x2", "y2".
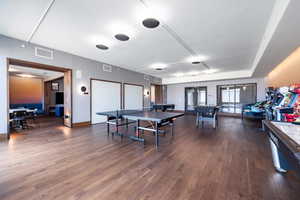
[
  {"x1": 102, "y1": 64, "x2": 112, "y2": 72},
  {"x1": 35, "y1": 47, "x2": 53, "y2": 60}
]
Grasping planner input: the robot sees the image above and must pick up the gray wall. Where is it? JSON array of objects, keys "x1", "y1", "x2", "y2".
[
  {"x1": 0, "y1": 35, "x2": 161, "y2": 134},
  {"x1": 166, "y1": 78, "x2": 266, "y2": 110}
]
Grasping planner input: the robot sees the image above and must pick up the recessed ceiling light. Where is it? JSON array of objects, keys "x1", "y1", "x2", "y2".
[
  {"x1": 155, "y1": 68, "x2": 164, "y2": 71},
  {"x1": 203, "y1": 69, "x2": 218, "y2": 74},
  {"x1": 115, "y1": 34, "x2": 130, "y2": 41},
  {"x1": 17, "y1": 74, "x2": 36, "y2": 78},
  {"x1": 143, "y1": 18, "x2": 160, "y2": 28},
  {"x1": 90, "y1": 35, "x2": 115, "y2": 47},
  {"x1": 192, "y1": 61, "x2": 201, "y2": 65},
  {"x1": 96, "y1": 44, "x2": 109, "y2": 50},
  {"x1": 108, "y1": 21, "x2": 136, "y2": 38}
]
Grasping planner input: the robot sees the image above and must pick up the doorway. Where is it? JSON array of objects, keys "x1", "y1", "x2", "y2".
[
  {"x1": 150, "y1": 84, "x2": 163, "y2": 105},
  {"x1": 185, "y1": 87, "x2": 207, "y2": 113},
  {"x1": 7, "y1": 58, "x2": 72, "y2": 138},
  {"x1": 216, "y1": 83, "x2": 257, "y2": 113}
]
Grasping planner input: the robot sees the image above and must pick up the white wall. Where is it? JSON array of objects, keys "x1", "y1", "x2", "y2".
[
  {"x1": 0, "y1": 35, "x2": 161, "y2": 134},
  {"x1": 0, "y1": 57, "x2": 8, "y2": 134},
  {"x1": 167, "y1": 78, "x2": 266, "y2": 110}
]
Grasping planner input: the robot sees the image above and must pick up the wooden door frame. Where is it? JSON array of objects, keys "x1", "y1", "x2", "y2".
[
  {"x1": 90, "y1": 78, "x2": 122, "y2": 125},
  {"x1": 150, "y1": 84, "x2": 163, "y2": 104},
  {"x1": 123, "y1": 82, "x2": 144, "y2": 109},
  {"x1": 7, "y1": 58, "x2": 73, "y2": 139},
  {"x1": 150, "y1": 84, "x2": 156, "y2": 104}
]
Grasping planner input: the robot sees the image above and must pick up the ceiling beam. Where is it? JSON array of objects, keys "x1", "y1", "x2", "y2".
[{"x1": 26, "y1": 0, "x2": 56, "y2": 43}]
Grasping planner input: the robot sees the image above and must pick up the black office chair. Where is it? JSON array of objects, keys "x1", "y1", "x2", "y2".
[
  {"x1": 12, "y1": 111, "x2": 29, "y2": 129},
  {"x1": 26, "y1": 109, "x2": 39, "y2": 128},
  {"x1": 195, "y1": 106, "x2": 218, "y2": 128}
]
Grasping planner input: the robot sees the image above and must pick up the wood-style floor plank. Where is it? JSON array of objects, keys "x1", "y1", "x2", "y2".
[{"x1": 0, "y1": 116, "x2": 299, "y2": 200}]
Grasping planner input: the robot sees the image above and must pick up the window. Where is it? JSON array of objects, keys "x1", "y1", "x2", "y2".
[
  {"x1": 198, "y1": 90, "x2": 206, "y2": 105},
  {"x1": 217, "y1": 83, "x2": 256, "y2": 113}
]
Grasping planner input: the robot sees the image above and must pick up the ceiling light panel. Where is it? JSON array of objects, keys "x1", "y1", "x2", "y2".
[
  {"x1": 150, "y1": 63, "x2": 167, "y2": 69},
  {"x1": 8, "y1": 68, "x2": 19, "y2": 72},
  {"x1": 203, "y1": 69, "x2": 218, "y2": 74},
  {"x1": 186, "y1": 55, "x2": 208, "y2": 63},
  {"x1": 17, "y1": 74, "x2": 36, "y2": 78}
]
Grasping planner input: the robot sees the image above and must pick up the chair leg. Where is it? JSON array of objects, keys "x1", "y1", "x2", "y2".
[{"x1": 21, "y1": 120, "x2": 29, "y2": 129}]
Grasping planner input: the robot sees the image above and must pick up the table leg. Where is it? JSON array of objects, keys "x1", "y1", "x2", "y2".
[
  {"x1": 137, "y1": 120, "x2": 140, "y2": 138},
  {"x1": 196, "y1": 112, "x2": 199, "y2": 127},
  {"x1": 171, "y1": 121, "x2": 174, "y2": 136},
  {"x1": 106, "y1": 116, "x2": 110, "y2": 136},
  {"x1": 155, "y1": 122, "x2": 159, "y2": 150},
  {"x1": 114, "y1": 118, "x2": 119, "y2": 137},
  {"x1": 107, "y1": 123, "x2": 110, "y2": 136}
]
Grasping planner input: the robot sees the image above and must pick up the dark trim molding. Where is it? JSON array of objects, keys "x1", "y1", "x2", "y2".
[{"x1": 8, "y1": 58, "x2": 70, "y2": 72}]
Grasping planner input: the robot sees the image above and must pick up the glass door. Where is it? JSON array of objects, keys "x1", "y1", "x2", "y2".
[
  {"x1": 185, "y1": 87, "x2": 207, "y2": 113},
  {"x1": 217, "y1": 83, "x2": 257, "y2": 113}
]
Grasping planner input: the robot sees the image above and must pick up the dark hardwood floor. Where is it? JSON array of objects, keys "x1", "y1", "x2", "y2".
[{"x1": 0, "y1": 116, "x2": 299, "y2": 200}]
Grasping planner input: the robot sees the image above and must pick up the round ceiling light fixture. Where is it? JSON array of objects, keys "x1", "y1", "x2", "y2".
[
  {"x1": 155, "y1": 68, "x2": 164, "y2": 71},
  {"x1": 142, "y1": 18, "x2": 160, "y2": 29},
  {"x1": 192, "y1": 61, "x2": 201, "y2": 65},
  {"x1": 115, "y1": 34, "x2": 130, "y2": 41},
  {"x1": 96, "y1": 44, "x2": 109, "y2": 50}
]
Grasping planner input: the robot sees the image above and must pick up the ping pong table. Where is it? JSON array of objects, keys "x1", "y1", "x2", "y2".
[{"x1": 96, "y1": 109, "x2": 184, "y2": 149}]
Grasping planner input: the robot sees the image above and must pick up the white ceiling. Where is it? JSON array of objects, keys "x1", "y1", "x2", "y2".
[
  {"x1": 0, "y1": 0, "x2": 294, "y2": 84},
  {"x1": 9, "y1": 65, "x2": 64, "y2": 80}
]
